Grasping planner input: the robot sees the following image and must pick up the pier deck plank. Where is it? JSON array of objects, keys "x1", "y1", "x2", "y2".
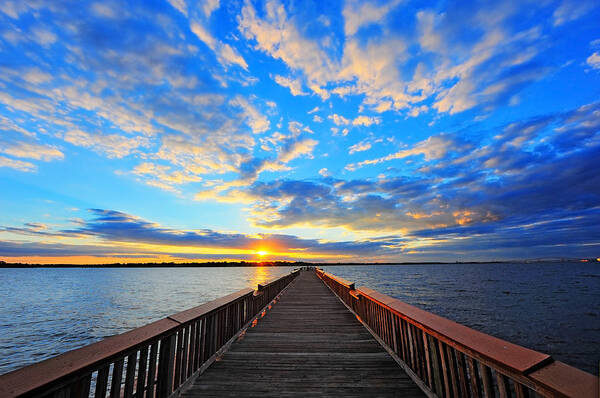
[{"x1": 181, "y1": 271, "x2": 426, "y2": 398}]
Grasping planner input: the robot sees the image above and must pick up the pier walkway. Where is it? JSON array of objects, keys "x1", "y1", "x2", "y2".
[{"x1": 182, "y1": 271, "x2": 425, "y2": 397}]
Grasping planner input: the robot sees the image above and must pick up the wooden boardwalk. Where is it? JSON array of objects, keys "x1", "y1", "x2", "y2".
[{"x1": 181, "y1": 271, "x2": 426, "y2": 397}]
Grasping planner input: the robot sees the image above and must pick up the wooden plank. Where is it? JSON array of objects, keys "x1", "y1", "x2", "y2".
[
  {"x1": 438, "y1": 340, "x2": 452, "y2": 398},
  {"x1": 136, "y1": 347, "x2": 148, "y2": 398},
  {"x1": 168, "y1": 289, "x2": 254, "y2": 324},
  {"x1": 422, "y1": 329, "x2": 433, "y2": 388},
  {"x1": 445, "y1": 345, "x2": 460, "y2": 398},
  {"x1": 429, "y1": 335, "x2": 444, "y2": 397},
  {"x1": 456, "y1": 351, "x2": 469, "y2": 398},
  {"x1": 124, "y1": 353, "x2": 137, "y2": 398},
  {"x1": 528, "y1": 360, "x2": 598, "y2": 398},
  {"x1": 109, "y1": 359, "x2": 124, "y2": 398},
  {"x1": 94, "y1": 365, "x2": 110, "y2": 398},
  {"x1": 480, "y1": 363, "x2": 494, "y2": 398},
  {"x1": 71, "y1": 374, "x2": 91, "y2": 398},
  {"x1": 173, "y1": 330, "x2": 183, "y2": 389},
  {"x1": 147, "y1": 342, "x2": 158, "y2": 398},
  {"x1": 157, "y1": 335, "x2": 176, "y2": 398},
  {"x1": 496, "y1": 372, "x2": 511, "y2": 398},
  {"x1": 466, "y1": 356, "x2": 481, "y2": 398}
]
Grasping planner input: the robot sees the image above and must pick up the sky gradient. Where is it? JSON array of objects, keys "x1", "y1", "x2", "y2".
[{"x1": 0, "y1": 0, "x2": 599, "y2": 263}]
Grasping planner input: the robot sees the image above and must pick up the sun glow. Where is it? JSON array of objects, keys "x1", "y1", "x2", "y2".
[{"x1": 256, "y1": 250, "x2": 269, "y2": 257}]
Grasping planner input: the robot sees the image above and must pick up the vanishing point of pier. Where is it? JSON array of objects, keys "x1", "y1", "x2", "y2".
[{"x1": 0, "y1": 268, "x2": 597, "y2": 397}]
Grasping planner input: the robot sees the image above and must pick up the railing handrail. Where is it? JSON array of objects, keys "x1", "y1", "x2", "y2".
[
  {"x1": 356, "y1": 286, "x2": 551, "y2": 374},
  {"x1": 0, "y1": 270, "x2": 300, "y2": 397},
  {"x1": 258, "y1": 269, "x2": 300, "y2": 290},
  {"x1": 316, "y1": 268, "x2": 598, "y2": 398}
]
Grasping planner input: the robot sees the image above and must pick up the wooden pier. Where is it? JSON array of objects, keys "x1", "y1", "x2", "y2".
[
  {"x1": 183, "y1": 270, "x2": 425, "y2": 397},
  {"x1": 0, "y1": 267, "x2": 597, "y2": 398}
]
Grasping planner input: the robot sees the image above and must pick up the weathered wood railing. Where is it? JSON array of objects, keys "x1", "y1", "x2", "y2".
[
  {"x1": 316, "y1": 268, "x2": 598, "y2": 398},
  {"x1": 0, "y1": 269, "x2": 299, "y2": 398}
]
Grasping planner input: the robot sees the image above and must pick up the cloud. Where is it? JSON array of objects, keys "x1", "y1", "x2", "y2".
[
  {"x1": 189, "y1": 14, "x2": 247, "y2": 70},
  {"x1": 278, "y1": 138, "x2": 318, "y2": 163},
  {"x1": 61, "y1": 130, "x2": 147, "y2": 158},
  {"x1": 217, "y1": 43, "x2": 248, "y2": 70},
  {"x1": 343, "y1": 0, "x2": 402, "y2": 36},
  {"x1": 31, "y1": 27, "x2": 57, "y2": 46},
  {"x1": 0, "y1": 140, "x2": 64, "y2": 161},
  {"x1": 132, "y1": 162, "x2": 202, "y2": 192},
  {"x1": 349, "y1": 140, "x2": 372, "y2": 154},
  {"x1": 587, "y1": 52, "x2": 600, "y2": 69},
  {"x1": 230, "y1": 96, "x2": 270, "y2": 133},
  {"x1": 318, "y1": 168, "x2": 330, "y2": 177},
  {"x1": 273, "y1": 75, "x2": 307, "y2": 96},
  {"x1": 238, "y1": 0, "x2": 336, "y2": 98},
  {"x1": 166, "y1": 0, "x2": 188, "y2": 16},
  {"x1": 347, "y1": 133, "x2": 462, "y2": 170},
  {"x1": 238, "y1": 0, "x2": 554, "y2": 117},
  {"x1": 553, "y1": 1, "x2": 595, "y2": 26},
  {"x1": 0, "y1": 155, "x2": 36, "y2": 172},
  {"x1": 329, "y1": 114, "x2": 350, "y2": 126},
  {"x1": 352, "y1": 115, "x2": 381, "y2": 127}
]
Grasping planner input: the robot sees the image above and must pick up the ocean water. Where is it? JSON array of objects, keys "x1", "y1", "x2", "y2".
[{"x1": 0, "y1": 262, "x2": 598, "y2": 376}]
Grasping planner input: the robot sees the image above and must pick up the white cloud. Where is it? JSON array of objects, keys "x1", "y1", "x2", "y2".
[
  {"x1": 191, "y1": 20, "x2": 248, "y2": 70},
  {"x1": 230, "y1": 96, "x2": 270, "y2": 133},
  {"x1": 352, "y1": 115, "x2": 381, "y2": 127},
  {"x1": 132, "y1": 162, "x2": 202, "y2": 192},
  {"x1": 313, "y1": 115, "x2": 323, "y2": 123},
  {"x1": 587, "y1": 52, "x2": 600, "y2": 70},
  {"x1": 343, "y1": 0, "x2": 402, "y2": 36},
  {"x1": 273, "y1": 75, "x2": 307, "y2": 96},
  {"x1": 22, "y1": 68, "x2": 52, "y2": 84},
  {"x1": 91, "y1": 3, "x2": 118, "y2": 19},
  {"x1": 31, "y1": 27, "x2": 57, "y2": 46},
  {"x1": 318, "y1": 167, "x2": 330, "y2": 177},
  {"x1": 329, "y1": 114, "x2": 350, "y2": 126},
  {"x1": 217, "y1": 43, "x2": 248, "y2": 70},
  {"x1": 0, "y1": 141, "x2": 64, "y2": 161},
  {"x1": 0, "y1": 1, "x2": 34, "y2": 19},
  {"x1": 190, "y1": 21, "x2": 217, "y2": 50},
  {"x1": 239, "y1": 0, "x2": 336, "y2": 98},
  {"x1": 307, "y1": 106, "x2": 320, "y2": 114},
  {"x1": 203, "y1": 0, "x2": 220, "y2": 18},
  {"x1": 0, "y1": 155, "x2": 36, "y2": 172},
  {"x1": 349, "y1": 140, "x2": 372, "y2": 154},
  {"x1": 166, "y1": 0, "x2": 188, "y2": 16},
  {"x1": 553, "y1": 1, "x2": 594, "y2": 26},
  {"x1": 278, "y1": 138, "x2": 318, "y2": 163},
  {"x1": 61, "y1": 130, "x2": 147, "y2": 158},
  {"x1": 347, "y1": 134, "x2": 456, "y2": 170}
]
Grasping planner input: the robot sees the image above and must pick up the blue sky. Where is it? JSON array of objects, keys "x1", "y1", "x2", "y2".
[{"x1": 0, "y1": 0, "x2": 599, "y2": 263}]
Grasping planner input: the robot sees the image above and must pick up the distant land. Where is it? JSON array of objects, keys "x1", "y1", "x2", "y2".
[{"x1": 1, "y1": 258, "x2": 598, "y2": 268}]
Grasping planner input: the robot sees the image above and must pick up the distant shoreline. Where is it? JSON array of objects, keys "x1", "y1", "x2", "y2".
[{"x1": 0, "y1": 259, "x2": 594, "y2": 268}]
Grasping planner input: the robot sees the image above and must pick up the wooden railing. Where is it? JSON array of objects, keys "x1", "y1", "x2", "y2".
[
  {"x1": 316, "y1": 268, "x2": 598, "y2": 398},
  {"x1": 0, "y1": 269, "x2": 299, "y2": 398}
]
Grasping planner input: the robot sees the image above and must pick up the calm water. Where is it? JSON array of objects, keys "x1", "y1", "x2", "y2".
[{"x1": 0, "y1": 263, "x2": 598, "y2": 375}]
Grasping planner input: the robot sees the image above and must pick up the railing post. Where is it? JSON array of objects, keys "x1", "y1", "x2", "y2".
[{"x1": 157, "y1": 334, "x2": 176, "y2": 398}]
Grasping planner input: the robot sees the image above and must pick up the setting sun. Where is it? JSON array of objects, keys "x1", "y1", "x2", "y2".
[{"x1": 256, "y1": 250, "x2": 269, "y2": 257}]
